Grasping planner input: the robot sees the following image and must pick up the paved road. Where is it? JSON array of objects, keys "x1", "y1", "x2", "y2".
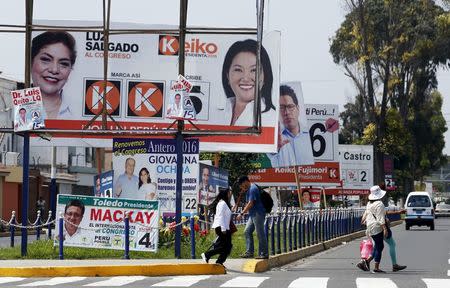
[{"x1": 0, "y1": 218, "x2": 449, "y2": 287}]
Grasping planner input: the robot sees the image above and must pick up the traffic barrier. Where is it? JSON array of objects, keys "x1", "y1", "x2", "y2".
[{"x1": 1, "y1": 207, "x2": 401, "y2": 261}]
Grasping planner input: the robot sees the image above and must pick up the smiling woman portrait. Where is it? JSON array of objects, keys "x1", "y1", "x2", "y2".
[
  {"x1": 31, "y1": 31, "x2": 77, "y2": 119},
  {"x1": 222, "y1": 39, "x2": 275, "y2": 126}
]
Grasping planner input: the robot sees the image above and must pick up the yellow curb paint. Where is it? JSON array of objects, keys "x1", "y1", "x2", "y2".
[
  {"x1": 0, "y1": 264, "x2": 225, "y2": 277},
  {"x1": 241, "y1": 259, "x2": 268, "y2": 273}
]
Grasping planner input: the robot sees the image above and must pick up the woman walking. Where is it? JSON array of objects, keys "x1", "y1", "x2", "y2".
[
  {"x1": 201, "y1": 188, "x2": 233, "y2": 265},
  {"x1": 357, "y1": 185, "x2": 389, "y2": 273}
]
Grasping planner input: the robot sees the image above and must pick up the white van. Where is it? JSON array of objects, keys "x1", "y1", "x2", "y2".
[{"x1": 405, "y1": 191, "x2": 435, "y2": 230}]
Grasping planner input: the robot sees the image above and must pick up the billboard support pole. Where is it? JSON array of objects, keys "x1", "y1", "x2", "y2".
[
  {"x1": 21, "y1": 133, "x2": 30, "y2": 257},
  {"x1": 50, "y1": 146, "x2": 57, "y2": 219},
  {"x1": 20, "y1": 0, "x2": 34, "y2": 257},
  {"x1": 174, "y1": 0, "x2": 188, "y2": 259},
  {"x1": 294, "y1": 166, "x2": 303, "y2": 210}
]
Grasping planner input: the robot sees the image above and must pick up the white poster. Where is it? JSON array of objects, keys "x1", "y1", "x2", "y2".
[
  {"x1": 305, "y1": 104, "x2": 339, "y2": 162},
  {"x1": 30, "y1": 20, "x2": 280, "y2": 153},
  {"x1": 11, "y1": 87, "x2": 45, "y2": 132},
  {"x1": 55, "y1": 194, "x2": 159, "y2": 252},
  {"x1": 339, "y1": 144, "x2": 373, "y2": 194},
  {"x1": 112, "y1": 138, "x2": 199, "y2": 216}
]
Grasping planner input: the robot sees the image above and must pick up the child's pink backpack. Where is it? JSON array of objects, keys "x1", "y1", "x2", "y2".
[{"x1": 359, "y1": 239, "x2": 373, "y2": 259}]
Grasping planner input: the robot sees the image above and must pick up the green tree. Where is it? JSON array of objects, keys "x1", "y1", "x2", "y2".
[
  {"x1": 199, "y1": 152, "x2": 258, "y2": 186},
  {"x1": 331, "y1": 0, "x2": 449, "y2": 192}
]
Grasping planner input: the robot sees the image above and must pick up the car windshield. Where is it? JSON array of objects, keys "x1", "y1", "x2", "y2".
[
  {"x1": 436, "y1": 203, "x2": 450, "y2": 209},
  {"x1": 407, "y1": 196, "x2": 431, "y2": 207}
]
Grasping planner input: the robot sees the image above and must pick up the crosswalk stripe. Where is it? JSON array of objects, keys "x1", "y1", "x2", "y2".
[
  {"x1": 152, "y1": 275, "x2": 210, "y2": 287},
  {"x1": 423, "y1": 279, "x2": 450, "y2": 288},
  {"x1": 220, "y1": 276, "x2": 270, "y2": 287},
  {"x1": 356, "y1": 278, "x2": 397, "y2": 288},
  {"x1": 19, "y1": 277, "x2": 86, "y2": 286},
  {"x1": 84, "y1": 276, "x2": 147, "y2": 287},
  {"x1": 0, "y1": 277, "x2": 25, "y2": 284},
  {"x1": 288, "y1": 277, "x2": 329, "y2": 288}
]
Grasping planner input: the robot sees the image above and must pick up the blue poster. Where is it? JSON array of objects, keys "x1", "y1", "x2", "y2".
[
  {"x1": 198, "y1": 163, "x2": 229, "y2": 206},
  {"x1": 93, "y1": 170, "x2": 114, "y2": 198}
]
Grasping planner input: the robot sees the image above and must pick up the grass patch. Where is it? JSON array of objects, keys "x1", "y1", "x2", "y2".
[{"x1": 0, "y1": 226, "x2": 249, "y2": 260}]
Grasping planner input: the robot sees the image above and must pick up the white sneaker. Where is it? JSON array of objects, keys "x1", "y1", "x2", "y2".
[{"x1": 201, "y1": 253, "x2": 209, "y2": 263}]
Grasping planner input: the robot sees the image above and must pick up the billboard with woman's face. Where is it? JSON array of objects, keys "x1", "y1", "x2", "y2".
[{"x1": 30, "y1": 21, "x2": 280, "y2": 153}]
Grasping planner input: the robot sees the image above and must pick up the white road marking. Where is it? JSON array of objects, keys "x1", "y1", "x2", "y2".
[
  {"x1": 288, "y1": 277, "x2": 329, "y2": 288},
  {"x1": 84, "y1": 276, "x2": 146, "y2": 286},
  {"x1": 152, "y1": 275, "x2": 210, "y2": 287},
  {"x1": 423, "y1": 279, "x2": 450, "y2": 288},
  {"x1": 356, "y1": 278, "x2": 397, "y2": 288},
  {"x1": 19, "y1": 277, "x2": 86, "y2": 286},
  {"x1": 0, "y1": 277, "x2": 25, "y2": 284},
  {"x1": 220, "y1": 276, "x2": 270, "y2": 287}
]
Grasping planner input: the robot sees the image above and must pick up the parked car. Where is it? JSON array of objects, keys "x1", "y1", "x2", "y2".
[
  {"x1": 435, "y1": 202, "x2": 450, "y2": 218},
  {"x1": 405, "y1": 191, "x2": 435, "y2": 230}
]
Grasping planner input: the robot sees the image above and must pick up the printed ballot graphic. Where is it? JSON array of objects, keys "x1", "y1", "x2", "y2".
[
  {"x1": 11, "y1": 87, "x2": 45, "y2": 132},
  {"x1": 127, "y1": 81, "x2": 164, "y2": 118},
  {"x1": 84, "y1": 80, "x2": 121, "y2": 116}
]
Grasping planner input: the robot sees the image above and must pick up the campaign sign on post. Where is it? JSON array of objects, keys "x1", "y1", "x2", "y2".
[
  {"x1": 93, "y1": 170, "x2": 114, "y2": 198},
  {"x1": 166, "y1": 75, "x2": 196, "y2": 120},
  {"x1": 10, "y1": 87, "x2": 45, "y2": 132},
  {"x1": 339, "y1": 145, "x2": 373, "y2": 194},
  {"x1": 198, "y1": 163, "x2": 229, "y2": 206},
  {"x1": 112, "y1": 138, "x2": 199, "y2": 216},
  {"x1": 55, "y1": 194, "x2": 159, "y2": 252}
]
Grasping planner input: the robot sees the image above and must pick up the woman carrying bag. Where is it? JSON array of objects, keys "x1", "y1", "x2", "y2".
[
  {"x1": 357, "y1": 185, "x2": 389, "y2": 273},
  {"x1": 201, "y1": 188, "x2": 234, "y2": 266}
]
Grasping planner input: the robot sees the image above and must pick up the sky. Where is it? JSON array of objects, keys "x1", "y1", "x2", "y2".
[{"x1": 1, "y1": 0, "x2": 449, "y2": 153}]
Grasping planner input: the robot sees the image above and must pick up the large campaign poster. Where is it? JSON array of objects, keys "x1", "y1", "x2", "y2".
[
  {"x1": 112, "y1": 138, "x2": 199, "y2": 216},
  {"x1": 55, "y1": 194, "x2": 159, "y2": 252},
  {"x1": 262, "y1": 82, "x2": 314, "y2": 168},
  {"x1": 339, "y1": 144, "x2": 373, "y2": 194},
  {"x1": 30, "y1": 20, "x2": 280, "y2": 153},
  {"x1": 10, "y1": 87, "x2": 45, "y2": 132},
  {"x1": 198, "y1": 163, "x2": 229, "y2": 206},
  {"x1": 93, "y1": 170, "x2": 114, "y2": 198}
]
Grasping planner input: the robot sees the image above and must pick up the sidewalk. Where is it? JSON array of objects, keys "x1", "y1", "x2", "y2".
[{"x1": 0, "y1": 220, "x2": 404, "y2": 277}]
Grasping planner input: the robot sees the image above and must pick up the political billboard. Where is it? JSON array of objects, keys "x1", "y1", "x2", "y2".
[
  {"x1": 55, "y1": 194, "x2": 159, "y2": 252},
  {"x1": 198, "y1": 163, "x2": 229, "y2": 206},
  {"x1": 30, "y1": 21, "x2": 280, "y2": 153},
  {"x1": 10, "y1": 87, "x2": 45, "y2": 132},
  {"x1": 263, "y1": 82, "x2": 314, "y2": 168},
  {"x1": 93, "y1": 170, "x2": 114, "y2": 198},
  {"x1": 112, "y1": 138, "x2": 199, "y2": 216},
  {"x1": 256, "y1": 103, "x2": 339, "y2": 169},
  {"x1": 339, "y1": 145, "x2": 373, "y2": 195}
]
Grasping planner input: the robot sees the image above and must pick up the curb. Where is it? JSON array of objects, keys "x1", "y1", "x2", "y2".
[
  {"x1": 0, "y1": 263, "x2": 225, "y2": 277},
  {"x1": 243, "y1": 220, "x2": 404, "y2": 273}
]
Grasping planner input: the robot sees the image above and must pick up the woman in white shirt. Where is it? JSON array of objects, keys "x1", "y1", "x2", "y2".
[
  {"x1": 138, "y1": 168, "x2": 157, "y2": 200},
  {"x1": 201, "y1": 188, "x2": 233, "y2": 265},
  {"x1": 357, "y1": 185, "x2": 389, "y2": 273}
]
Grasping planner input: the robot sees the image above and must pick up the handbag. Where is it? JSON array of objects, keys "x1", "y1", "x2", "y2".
[{"x1": 229, "y1": 220, "x2": 238, "y2": 234}]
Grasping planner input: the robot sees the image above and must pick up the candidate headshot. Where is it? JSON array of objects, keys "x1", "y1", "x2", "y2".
[
  {"x1": 267, "y1": 83, "x2": 314, "y2": 168},
  {"x1": 222, "y1": 39, "x2": 275, "y2": 126},
  {"x1": 31, "y1": 31, "x2": 77, "y2": 119},
  {"x1": 64, "y1": 199, "x2": 85, "y2": 237}
]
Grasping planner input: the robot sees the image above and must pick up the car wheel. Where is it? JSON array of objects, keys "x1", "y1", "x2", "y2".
[
  {"x1": 405, "y1": 224, "x2": 410, "y2": 230},
  {"x1": 430, "y1": 223, "x2": 435, "y2": 230}
]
